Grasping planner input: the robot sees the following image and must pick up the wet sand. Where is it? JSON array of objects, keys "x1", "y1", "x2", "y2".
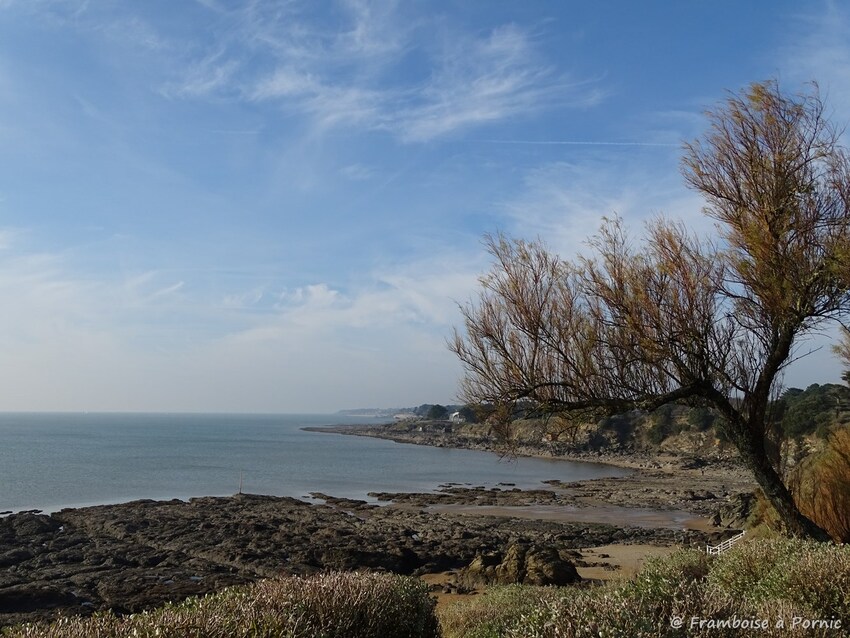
[{"x1": 429, "y1": 503, "x2": 715, "y2": 531}]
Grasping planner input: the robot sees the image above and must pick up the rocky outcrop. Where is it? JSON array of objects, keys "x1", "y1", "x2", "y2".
[
  {"x1": 457, "y1": 543, "x2": 581, "y2": 589},
  {"x1": 0, "y1": 493, "x2": 703, "y2": 628},
  {"x1": 712, "y1": 492, "x2": 756, "y2": 528}
]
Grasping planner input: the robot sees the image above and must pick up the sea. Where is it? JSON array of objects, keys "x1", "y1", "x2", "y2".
[{"x1": 0, "y1": 413, "x2": 628, "y2": 514}]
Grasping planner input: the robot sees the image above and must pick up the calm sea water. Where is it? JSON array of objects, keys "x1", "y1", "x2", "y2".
[{"x1": 0, "y1": 413, "x2": 628, "y2": 513}]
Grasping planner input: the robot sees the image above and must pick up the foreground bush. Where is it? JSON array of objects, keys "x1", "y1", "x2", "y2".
[
  {"x1": 3, "y1": 571, "x2": 438, "y2": 638},
  {"x1": 437, "y1": 585, "x2": 560, "y2": 638},
  {"x1": 439, "y1": 538, "x2": 849, "y2": 638}
]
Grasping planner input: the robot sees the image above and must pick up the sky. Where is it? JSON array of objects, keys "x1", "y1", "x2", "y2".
[{"x1": 0, "y1": 1, "x2": 849, "y2": 413}]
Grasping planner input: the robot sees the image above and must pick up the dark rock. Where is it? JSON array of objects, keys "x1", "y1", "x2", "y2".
[
  {"x1": 457, "y1": 543, "x2": 581, "y2": 588},
  {"x1": 0, "y1": 550, "x2": 34, "y2": 568},
  {"x1": 8, "y1": 514, "x2": 61, "y2": 537},
  {"x1": 714, "y1": 492, "x2": 755, "y2": 528},
  {"x1": 0, "y1": 586, "x2": 79, "y2": 614}
]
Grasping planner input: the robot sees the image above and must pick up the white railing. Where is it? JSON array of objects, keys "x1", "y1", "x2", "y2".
[{"x1": 706, "y1": 530, "x2": 746, "y2": 555}]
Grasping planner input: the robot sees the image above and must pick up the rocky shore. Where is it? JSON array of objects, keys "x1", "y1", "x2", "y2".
[
  {"x1": 1, "y1": 422, "x2": 755, "y2": 628},
  {"x1": 0, "y1": 490, "x2": 721, "y2": 628},
  {"x1": 308, "y1": 422, "x2": 756, "y2": 520}
]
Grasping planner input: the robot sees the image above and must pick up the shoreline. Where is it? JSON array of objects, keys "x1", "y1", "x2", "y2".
[
  {"x1": 0, "y1": 491, "x2": 725, "y2": 627},
  {"x1": 1, "y1": 423, "x2": 754, "y2": 627},
  {"x1": 305, "y1": 422, "x2": 755, "y2": 520},
  {"x1": 302, "y1": 422, "x2": 739, "y2": 471},
  {"x1": 4, "y1": 422, "x2": 635, "y2": 517}
]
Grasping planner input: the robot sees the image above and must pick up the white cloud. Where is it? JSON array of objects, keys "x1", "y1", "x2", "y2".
[
  {"x1": 252, "y1": 68, "x2": 318, "y2": 98},
  {"x1": 395, "y1": 25, "x2": 600, "y2": 142},
  {"x1": 251, "y1": 68, "x2": 383, "y2": 129},
  {"x1": 499, "y1": 154, "x2": 709, "y2": 260},
  {"x1": 0, "y1": 228, "x2": 18, "y2": 251},
  {"x1": 21, "y1": 1, "x2": 600, "y2": 143},
  {"x1": 98, "y1": 15, "x2": 169, "y2": 52},
  {"x1": 150, "y1": 281, "x2": 185, "y2": 299},
  {"x1": 165, "y1": 3, "x2": 604, "y2": 142},
  {"x1": 336, "y1": 0, "x2": 407, "y2": 58},
  {"x1": 169, "y1": 57, "x2": 240, "y2": 99},
  {"x1": 0, "y1": 232, "x2": 482, "y2": 411},
  {"x1": 222, "y1": 287, "x2": 265, "y2": 309},
  {"x1": 194, "y1": 254, "x2": 483, "y2": 410},
  {"x1": 234, "y1": 251, "x2": 482, "y2": 341}
]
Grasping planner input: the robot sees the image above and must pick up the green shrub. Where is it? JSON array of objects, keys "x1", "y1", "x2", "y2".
[
  {"x1": 439, "y1": 540, "x2": 849, "y2": 638},
  {"x1": 3, "y1": 572, "x2": 438, "y2": 638},
  {"x1": 438, "y1": 585, "x2": 565, "y2": 638},
  {"x1": 627, "y1": 549, "x2": 710, "y2": 601},
  {"x1": 707, "y1": 538, "x2": 850, "y2": 619}
]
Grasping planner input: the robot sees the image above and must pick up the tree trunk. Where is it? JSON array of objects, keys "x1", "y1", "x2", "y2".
[
  {"x1": 737, "y1": 433, "x2": 832, "y2": 541},
  {"x1": 708, "y1": 385, "x2": 832, "y2": 541}
]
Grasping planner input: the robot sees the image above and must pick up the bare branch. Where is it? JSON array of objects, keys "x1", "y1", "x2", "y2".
[{"x1": 452, "y1": 80, "x2": 849, "y2": 540}]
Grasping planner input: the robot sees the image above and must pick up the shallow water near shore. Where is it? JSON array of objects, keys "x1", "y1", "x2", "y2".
[{"x1": 0, "y1": 413, "x2": 629, "y2": 513}]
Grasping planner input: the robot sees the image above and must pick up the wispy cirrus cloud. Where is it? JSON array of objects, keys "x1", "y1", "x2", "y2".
[
  {"x1": 250, "y1": 68, "x2": 384, "y2": 129},
  {"x1": 165, "y1": 3, "x2": 603, "y2": 142},
  {"x1": 168, "y1": 55, "x2": 240, "y2": 99},
  {"x1": 498, "y1": 154, "x2": 707, "y2": 259},
  {"x1": 335, "y1": 0, "x2": 409, "y2": 59},
  {"x1": 392, "y1": 25, "x2": 603, "y2": 142},
  {"x1": 14, "y1": 1, "x2": 602, "y2": 143},
  {"x1": 0, "y1": 1, "x2": 168, "y2": 52}
]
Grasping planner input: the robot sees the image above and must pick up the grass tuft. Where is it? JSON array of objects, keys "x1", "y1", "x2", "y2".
[{"x1": 2, "y1": 571, "x2": 438, "y2": 638}]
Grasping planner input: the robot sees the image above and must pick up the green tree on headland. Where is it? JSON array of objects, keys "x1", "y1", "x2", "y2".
[
  {"x1": 452, "y1": 80, "x2": 850, "y2": 541},
  {"x1": 458, "y1": 405, "x2": 479, "y2": 423},
  {"x1": 426, "y1": 404, "x2": 449, "y2": 420},
  {"x1": 778, "y1": 383, "x2": 850, "y2": 439}
]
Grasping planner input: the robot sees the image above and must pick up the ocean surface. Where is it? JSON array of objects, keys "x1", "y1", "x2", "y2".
[{"x1": 0, "y1": 413, "x2": 628, "y2": 513}]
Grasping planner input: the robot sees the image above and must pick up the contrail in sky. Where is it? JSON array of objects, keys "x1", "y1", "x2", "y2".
[{"x1": 481, "y1": 139, "x2": 680, "y2": 147}]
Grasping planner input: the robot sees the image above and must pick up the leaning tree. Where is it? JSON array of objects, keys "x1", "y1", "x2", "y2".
[{"x1": 452, "y1": 80, "x2": 850, "y2": 540}]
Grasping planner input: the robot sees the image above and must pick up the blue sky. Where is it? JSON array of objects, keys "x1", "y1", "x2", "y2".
[{"x1": 0, "y1": 1, "x2": 848, "y2": 412}]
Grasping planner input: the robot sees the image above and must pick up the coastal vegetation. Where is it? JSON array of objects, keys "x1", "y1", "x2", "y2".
[
  {"x1": 439, "y1": 537, "x2": 849, "y2": 638},
  {"x1": 451, "y1": 80, "x2": 850, "y2": 540},
  {"x1": 2, "y1": 572, "x2": 438, "y2": 638},
  {"x1": 7, "y1": 538, "x2": 846, "y2": 637}
]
